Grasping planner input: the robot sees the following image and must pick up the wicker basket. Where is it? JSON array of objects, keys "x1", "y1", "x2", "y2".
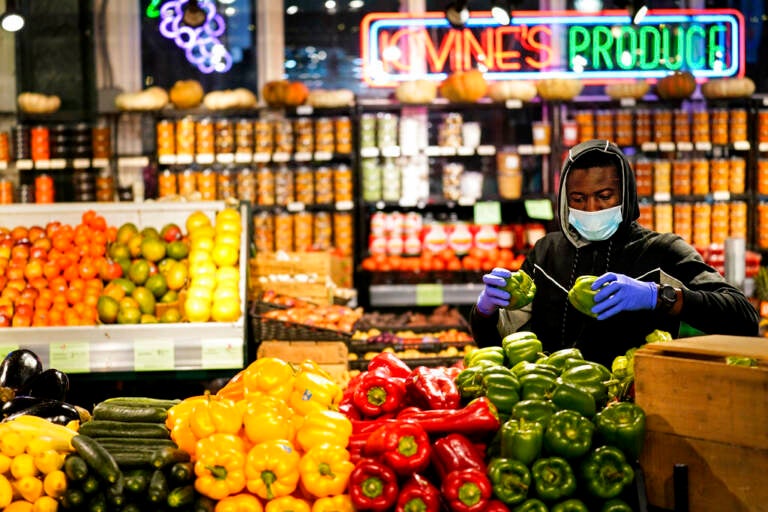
[{"x1": 250, "y1": 302, "x2": 354, "y2": 342}]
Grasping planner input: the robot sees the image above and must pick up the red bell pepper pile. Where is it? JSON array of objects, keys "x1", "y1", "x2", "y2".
[{"x1": 342, "y1": 353, "x2": 500, "y2": 512}]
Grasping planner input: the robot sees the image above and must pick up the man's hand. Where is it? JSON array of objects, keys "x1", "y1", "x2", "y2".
[
  {"x1": 591, "y1": 272, "x2": 657, "y2": 320},
  {"x1": 477, "y1": 267, "x2": 512, "y2": 316}
]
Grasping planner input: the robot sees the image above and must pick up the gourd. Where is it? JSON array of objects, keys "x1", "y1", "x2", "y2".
[
  {"x1": 262, "y1": 80, "x2": 310, "y2": 107},
  {"x1": 114, "y1": 86, "x2": 169, "y2": 111},
  {"x1": 439, "y1": 69, "x2": 488, "y2": 103},
  {"x1": 395, "y1": 80, "x2": 438, "y2": 104},
  {"x1": 487, "y1": 80, "x2": 538, "y2": 102},
  {"x1": 17, "y1": 92, "x2": 61, "y2": 114},
  {"x1": 169, "y1": 80, "x2": 205, "y2": 109},
  {"x1": 536, "y1": 78, "x2": 583, "y2": 101},
  {"x1": 701, "y1": 77, "x2": 755, "y2": 99},
  {"x1": 655, "y1": 71, "x2": 696, "y2": 100},
  {"x1": 306, "y1": 88, "x2": 355, "y2": 107},
  {"x1": 202, "y1": 88, "x2": 257, "y2": 110},
  {"x1": 604, "y1": 81, "x2": 650, "y2": 100}
]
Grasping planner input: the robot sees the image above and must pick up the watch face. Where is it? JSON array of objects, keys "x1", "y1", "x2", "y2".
[{"x1": 661, "y1": 286, "x2": 677, "y2": 303}]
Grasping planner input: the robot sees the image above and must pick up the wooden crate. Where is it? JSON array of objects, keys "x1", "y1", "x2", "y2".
[
  {"x1": 251, "y1": 251, "x2": 353, "y2": 288},
  {"x1": 257, "y1": 341, "x2": 349, "y2": 387},
  {"x1": 634, "y1": 335, "x2": 768, "y2": 512}
]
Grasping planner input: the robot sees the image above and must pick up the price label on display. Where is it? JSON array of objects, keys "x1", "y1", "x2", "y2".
[
  {"x1": 524, "y1": 199, "x2": 554, "y2": 220},
  {"x1": 50, "y1": 342, "x2": 90, "y2": 373},
  {"x1": 416, "y1": 284, "x2": 444, "y2": 306},
  {"x1": 201, "y1": 339, "x2": 243, "y2": 369},
  {"x1": 0, "y1": 345, "x2": 19, "y2": 359},
  {"x1": 474, "y1": 201, "x2": 502, "y2": 225},
  {"x1": 133, "y1": 339, "x2": 175, "y2": 371}
]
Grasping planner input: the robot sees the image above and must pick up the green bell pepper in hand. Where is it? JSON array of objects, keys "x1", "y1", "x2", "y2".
[
  {"x1": 551, "y1": 380, "x2": 596, "y2": 418},
  {"x1": 580, "y1": 445, "x2": 635, "y2": 500},
  {"x1": 594, "y1": 402, "x2": 646, "y2": 461},
  {"x1": 503, "y1": 269, "x2": 537, "y2": 310},
  {"x1": 543, "y1": 409, "x2": 594, "y2": 459},
  {"x1": 502, "y1": 332, "x2": 543, "y2": 367},
  {"x1": 500, "y1": 418, "x2": 544, "y2": 466},
  {"x1": 531, "y1": 456, "x2": 577, "y2": 502},
  {"x1": 568, "y1": 275, "x2": 601, "y2": 317},
  {"x1": 465, "y1": 346, "x2": 506, "y2": 368},
  {"x1": 602, "y1": 498, "x2": 634, "y2": 512},
  {"x1": 551, "y1": 498, "x2": 589, "y2": 512},
  {"x1": 487, "y1": 457, "x2": 531, "y2": 506},
  {"x1": 511, "y1": 399, "x2": 557, "y2": 426},
  {"x1": 513, "y1": 498, "x2": 548, "y2": 512}
]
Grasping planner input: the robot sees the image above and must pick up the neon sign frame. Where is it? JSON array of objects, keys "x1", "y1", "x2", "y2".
[{"x1": 360, "y1": 9, "x2": 744, "y2": 87}]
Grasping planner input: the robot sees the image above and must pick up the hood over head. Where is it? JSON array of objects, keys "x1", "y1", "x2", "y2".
[{"x1": 558, "y1": 139, "x2": 639, "y2": 248}]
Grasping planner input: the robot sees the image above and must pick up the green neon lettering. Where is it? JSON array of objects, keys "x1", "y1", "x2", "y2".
[
  {"x1": 685, "y1": 25, "x2": 706, "y2": 69},
  {"x1": 708, "y1": 25, "x2": 728, "y2": 70},
  {"x1": 593, "y1": 26, "x2": 614, "y2": 70},
  {"x1": 615, "y1": 26, "x2": 638, "y2": 70},
  {"x1": 660, "y1": 26, "x2": 684, "y2": 70},
  {"x1": 146, "y1": 0, "x2": 162, "y2": 18},
  {"x1": 638, "y1": 26, "x2": 660, "y2": 70},
  {"x1": 568, "y1": 26, "x2": 590, "y2": 69}
]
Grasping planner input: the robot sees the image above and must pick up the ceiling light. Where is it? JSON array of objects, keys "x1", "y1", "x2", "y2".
[
  {"x1": 445, "y1": 1, "x2": 469, "y2": 29},
  {"x1": 491, "y1": 1, "x2": 510, "y2": 25},
  {"x1": 1, "y1": 0, "x2": 24, "y2": 32}
]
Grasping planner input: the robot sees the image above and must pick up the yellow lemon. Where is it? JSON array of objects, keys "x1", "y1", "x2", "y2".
[
  {"x1": 185, "y1": 297, "x2": 211, "y2": 322},
  {"x1": 216, "y1": 267, "x2": 240, "y2": 285},
  {"x1": 190, "y1": 260, "x2": 218, "y2": 279},
  {"x1": 211, "y1": 297, "x2": 241, "y2": 322},
  {"x1": 191, "y1": 274, "x2": 217, "y2": 292},
  {"x1": 211, "y1": 244, "x2": 239, "y2": 268},
  {"x1": 186, "y1": 211, "x2": 212, "y2": 234}
]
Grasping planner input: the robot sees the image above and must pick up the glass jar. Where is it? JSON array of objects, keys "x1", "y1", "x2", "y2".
[
  {"x1": 294, "y1": 166, "x2": 314, "y2": 204},
  {"x1": 256, "y1": 166, "x2": 275, "y2": 206}
]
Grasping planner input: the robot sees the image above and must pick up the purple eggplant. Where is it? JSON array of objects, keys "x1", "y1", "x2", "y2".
[
  {"x1": 18, "y1": 368, "x2": 70, "y2": 401},
  {"x1": 0, "y1": 349, "x2": 43, "y2": 391}
]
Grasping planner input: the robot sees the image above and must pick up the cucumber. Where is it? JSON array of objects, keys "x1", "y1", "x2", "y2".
[
  {"x1": 167, "y1": 485, "x2": 195, "y2": 509},
  {"x1": 79, "y1": 420, "x2": 171, "y2": 439},
  {"x1": 95, "y1": 437, "x2": 177, "y2": 449},
  {"x1": 61, "y1": 488, "x2": 86, "y2": 510},
  {"x1": 87, "y1": 492, "x2": 107, "y2": 512},
  {"x1": 81, "y1": 474, "x2": 101, "y2": 495},
  {"x1": 152, "y1": 447, "x2": 191, "y2": 469},
  {"x1": 169, "y1": 462, "x2": 194, "y2": 485},
  {"x1": 106, "y1": 450, "x2": 159, "y2": 469},
  {"x1": 101, "y1": 396, "x2": 181, "y2": 409},
  {"x1": 124, "y1": 469, "x2": 151, "y2": 494},
  {"x1": 119, "y1": 504, "x2": 142, "y2": 512},
  {"x1": 72, "y1": 434, "x2": 122, "y2": 484},
  {"x1": 194, "y1": 495, "x2": 217, "y2": 512},
  {"x1": 148, "y1": 468, "x2": 169, "y2": 504},
  {"x1": 105, "y1": 476, "x2": 126, "y2": 509},
  {"x1": 64, "y1": 454, "x2": 90, "y2": 482},
  {"x1": 92, "y1": 402, "x2": 169, "y2": 423}
]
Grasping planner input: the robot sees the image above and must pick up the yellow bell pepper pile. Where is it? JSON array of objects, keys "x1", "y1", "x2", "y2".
[
  {"x1": 0, "y1": 415, "x2": 78, "y2": 511},
  {"x1": 167, "y1": 357, "x2": 355, "y2": 511}
]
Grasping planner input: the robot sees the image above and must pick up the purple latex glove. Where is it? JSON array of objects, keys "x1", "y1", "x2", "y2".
[
  {"x1": 477, "y1": 267, "x2": 512, "y2": 315},
  {"x1": 591, "y1": 272, "x2": 657, "y2": 320}
]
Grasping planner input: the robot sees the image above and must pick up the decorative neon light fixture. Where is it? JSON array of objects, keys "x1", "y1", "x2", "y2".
[
  {"x1": 158, "y1": 0, "x2": 233, "y2": 74},
  {"x1": 1, "y1": 0, "x2": 25, "y2": 32}
]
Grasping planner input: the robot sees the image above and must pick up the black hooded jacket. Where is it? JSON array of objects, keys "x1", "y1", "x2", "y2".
[{"x1": 470, "y1": 139, "x2": 759, "y2": 367}]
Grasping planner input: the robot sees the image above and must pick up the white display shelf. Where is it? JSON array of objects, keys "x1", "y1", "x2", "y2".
[{"x1": 368, "y1": 283, "x2": 484, "y2": 307}]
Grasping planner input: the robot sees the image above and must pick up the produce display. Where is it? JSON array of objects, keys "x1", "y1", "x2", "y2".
[
  {"x1": 0, "y1": 206, "x2": 243, "y2": 328},
  {"x1": 17, "y1": 92, "x2": 61, "y2": 115}
]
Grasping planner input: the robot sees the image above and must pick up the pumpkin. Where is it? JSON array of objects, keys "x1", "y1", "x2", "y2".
[
  {"x1": 604, "y1": 81, "x2": 650, "y2": 100},
  {"x1": 262, "y1": 80, "x2": 309, "y2": 107},
  {"x1": 169, "y1": 80, "x2": 204, "y2": 109},
  {"x1": 439, "y1": 70, "x2": 488, "y2": 103},
  {"x1": 701, "y1": 77, "x2": 755, "y2": 99},
  {"x1": 395, "y1": 80, "x2": 438, "y2": 104},
  {"x1": 17, "y1": 92, "x2": 61, "y2": 114},
  {"x1": 115, "y1": 86, "x2": 169, "y2": 111},
  {"x1": 655, "y1": 71, "x2": 696, "y2": 100},
  {"x1": 536, "y1": 78, "x2": 583, "y2": 101},
  {"x1": 487, "y1": 80, "x2": 538, "y2": 102}
]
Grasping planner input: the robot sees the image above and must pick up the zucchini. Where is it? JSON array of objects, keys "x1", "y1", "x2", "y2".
[
  {"x1": 72, "y1": 434, "x2": 122, "y2": 484},
  {"x1": 194, "y1": 495, "x2": 217, "y2": 512},
  {"x1": 87, "y1": 492, "x2": 107, "y2": 512},
  {"x1": 106, "y1": 450, "x2": 159, "y2": 469},
  {"x1": 169, "y1": 462, "x2": 195, "y2": 485},
  {"x1": 95, "y1": 437, "x2": 177, "y2": 449},
  {"x1": 124, "y1": 469, "x2": 151, "y2": 494},
  {"x1": 61, "y1": 488, "x2": 86, "y2": 510},
  {"x1": 65, "y1": 454, "x2": 89, "y2": 482},
  {"x1": 81, "y1": 474, "x2": 101, "y2": 495},
  {"x1": 93, "y1": 402, "x2": 169, "y2": 423},
  {"x1": 152, "y1": 447, "x2": 191, "y2": 469},
  {"x1": 105, "y1": 476, "x2": 126, "y2": 509},
  {"x1": 79, "y1": 420, "x2": 171, "y2": 439},
  {"x1": 101, "y1": 396, "x2": 181, "y2": 409},
  {"x1": 167, "y1": 485, "x2": 195, "y2": 509},
  {"x1": 148, "y1": 468, "x2": 169, "y2": 504},
  {"x1": 119, "y1": 504, "x2": 142, "y2": 512}
]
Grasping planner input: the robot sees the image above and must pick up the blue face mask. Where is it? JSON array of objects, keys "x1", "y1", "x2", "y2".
[{"x1": 568, "y1": 204, "x2": 623, "y2": 241}]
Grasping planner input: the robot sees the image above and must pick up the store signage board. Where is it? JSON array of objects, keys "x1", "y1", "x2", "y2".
[
  {"x1": 134, "y1": 339, "x2": 175, "y2": 372},
  {"x1": 50, "y1": 342, "x2": 90, "y2": 374},
  {"x1": 361, "y1": 9, "x2": 743, "y2": 86},
  {"x1": 0, "y1": 345, "x2": 20, "y2": 359},
  {"x1": 201, "y1": 338, "x2": 244, "y2": 369}
]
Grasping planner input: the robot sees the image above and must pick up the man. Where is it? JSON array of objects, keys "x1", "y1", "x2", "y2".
[{"x1": 470, "y1": 139, "x2": 759, "y2": 367}]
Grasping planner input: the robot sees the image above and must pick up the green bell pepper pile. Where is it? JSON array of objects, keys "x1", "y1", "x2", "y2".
[
  {"x1": 594, "y1": 402, "x2": 646, "y2": 461},
  {"x1": 567, "y1": 275, "x2": 601, "y2": 317},
  {"x1": 502, "y1": 331, "x2": 544, "y2": 367},
  {"x1": 544, "y1": 409, "x2": 595, "y2": 459},
  {"x1": 503, "y1": 269, "x2": 537, "y2": 310},
  {"x1": 580, "y1": 446, "x2": 635, "y2": 499},
  {"x1": 487, "y1": 457, "x2": 532, "y2": 506}
]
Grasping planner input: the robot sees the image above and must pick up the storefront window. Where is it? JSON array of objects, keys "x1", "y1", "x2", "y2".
[{"x1": 140, "y1": 0, "x2": 257, "y2": 90}]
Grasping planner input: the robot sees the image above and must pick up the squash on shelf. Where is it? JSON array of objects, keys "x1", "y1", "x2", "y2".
[
  {"x1": 17, "y1": 92, "x2": 61, "y2": 114},
  {"x1": 169, "y1": 79, "x2": 205, "y2": 109},
  {"x1": 486, "y1": 80, "x2": 538, "y2": 102},
  {"x1": 439, "y1": 69, "x2": 488, "y2": 103},
  {"x1": 395, "y1": 80, "x2": 438, "y2": 104},
  {"x1": 262, "y1": 80, "x2": 310, "y2": 107},
  {"x1": 655, "y1": 71, "x2": 696, "y2": 100},
  {"x1": 202, "y1": 88, "x2": 258, "y2": 110},
  {"x1": 307, "y1": 88, "x2": 355, "y2": 107},
  {"x1": 701, "y1": 77, "x2": 756, "y2": 99},
  {"x1": 604, "y1": 81, "x2": 650, "y2": 100},
  {"x1": 115, "y1": 86, "x2": 169, "y2": 111},
  {"x1": 536, "y1": 78, "x2": 583, "y2": 101}
]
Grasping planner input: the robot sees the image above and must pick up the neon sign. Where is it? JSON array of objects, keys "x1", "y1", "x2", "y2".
[{"x1": 360, "y1": 9, "x2": 744, "y2": 87}]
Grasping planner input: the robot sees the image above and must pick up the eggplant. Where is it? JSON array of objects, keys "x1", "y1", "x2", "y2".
[
  {"x1": 18, "y1": 368, "x2": 70, "y2": 401},
  {"x1": 1, "y1": 395, "x2": 47, "y2": 418},
  {"x1": 0, "y1": 349, "x2": 43, "y2": 391},
  {"x1": 3, "y1": 399, "x2": 81, "y2": 425}
]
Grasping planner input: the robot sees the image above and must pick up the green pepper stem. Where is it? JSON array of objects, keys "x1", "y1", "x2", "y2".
[
  {"x1": 261, "y1": 470, "x2": 276, "y2": 500},
  {"x1": 318, "y1": 462, "x2": 335, "y2": 478},
  {"x1": 398, "y1": 435, "x2": 418, "y2": 457},
  {"x1": 403, "y1": 498, "x2": 428, "y2": 512},
  {"x1": 458, "y1": 482, "x2": 481, "y2": 506},
  {"x1": 367, "y1": 386, "x2": 387, "y2": 406},
  {"x1": 206, "y1": 464, "x2": 228, "y2": 480},
  {"x1": 362, "y1": 476, "x2": 384, "y2": 499}
]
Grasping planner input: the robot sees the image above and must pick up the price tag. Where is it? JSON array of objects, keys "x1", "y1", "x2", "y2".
[
  {"x1": 763, "y1": 97, "x2": 768, "y2": 107},
  {"x1": 760, "y1": 143, "x2": 768, "y2": 153},
  {"x1": 640, "y1": 142, "x2": 658, "y2": 152},
  {"x1": 416, "y1": 284, "x2": 444, "y2": 306},
  {"x1": 133, "y1": 339, "x2": 175, "y2": 371},
  {"x1": 201, "y1": 338, "x2": 243, "y2": 369},
  {"x1": 35, "y1": 160, "x2": 51, "y2": 170},
  {"x1": 296, "y1": 105, "x2": 314, "y2": 116},
  {"x1": 0, "y1": 345, "x2": 19, "y2": 359},
  {"x1": 92, "y1": 158, "x2": 110, "y2": 168},
  {"x1": 294, "y1": 152, "x2": 312, "y2": 162},
  {"x1": 424, "y1": 146, "x2": 442, "y2": 157},
  {"x1": 50, "y1": 159, "x2": 67, "y2": 169},
  {"x1": 287, "y1": 202, "x2": 306, "y2": 212},
  {"x1": 158, "y1": 155, "x2": 177, "y2": 165},
  {"x1": 196, "y1": 154, "x2": 215, "y2": 164},
  {"x1": 620, "y1": 98, "x2": 637, "y2": 107},
  {"x1": 476, "y1": 145, "x2": 496, "y2": 156},
  {"x1": 505, "y1": 99, "x2": 523, "y2": 109},
  {"x1": 177, "y1": 154, "x2": 194, "y2": 165},
  {"x1": 518, "y1": 145, "x2": 534, "y2": 155},
  {"x1": 0, "y1": 162, "x2": 6, "y2": 170},
  {"x1": 712, "y1": 191, "x2": 731, "y2": 201},
  {"x1": 398, "y1": 197, "x2": 418, "y2": 207},
  {"x1": 335, "y1": 200, "x2": 354, "y2": 211},
  {"x1": 677, "y1": 142, "x2": 694, "y2": 152},
  {"x1": 733, "y1": 141, "x2": 750, "y2": 151},
  {"x1": 524, "y1": 199, "x2": 554, "y2": 220},
  {"x1": 235, "y1": 152, "x2": 253, "y2": 163},
  {"x1": 73, "y1": 158, "x2": 91, "y2": 169},
  {"x1": 216, "y1": 153, "x2": 235, "y2": 164},
  {"x1": 440, "y1": 146, "x2": 457, "y2": 156},
  {"x1": 381, "y1": 146, "x2": 401, "y2": 157},
  {"x1": 119, "y1": 156, "x2": 150, "y2": 168},
  {"x1": 533, "y1": 145, "x2": 551, "y2": 155},
  {"x1": 694, "y1": 142, "x2": 712, "y2": 152},
  {"x1": 659, "y1": 142, "x2": 676, "y2": 152},
  {"x1": 16, "y1": 159, "x2": 33, "y2": 170},
  {"x1": 314, "y1": 151, "x2": 333, "y2": 161},
  {"x1": 458, "y1": 196, "x2": 476, "y2": 206},
  {"x1": 457, "y1": 146, "x2": 475, "y2": 156},
  {"x1": 50, "y1": 342, "x2": 90, "y2": 373},
  {"x1": 474, "y1": 201, "x2": 502, "y2": 225},
  {"x1": 272, "y1": 152, "x2": 290, "y2": 162},
  {"x1": 253, "y1": 152, "x2": 271, "y2": 163},
  {"x1": 360, "y1": 147, "x2": 379, "y2": 158},
  {"x1": 653, "y1": 192, "x2": 672, "y2": 202}
]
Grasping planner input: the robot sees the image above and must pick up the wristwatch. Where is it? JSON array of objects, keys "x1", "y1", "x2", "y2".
[{"x1": 657, "y1": 284, "x2": 678, "y2": 312}]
